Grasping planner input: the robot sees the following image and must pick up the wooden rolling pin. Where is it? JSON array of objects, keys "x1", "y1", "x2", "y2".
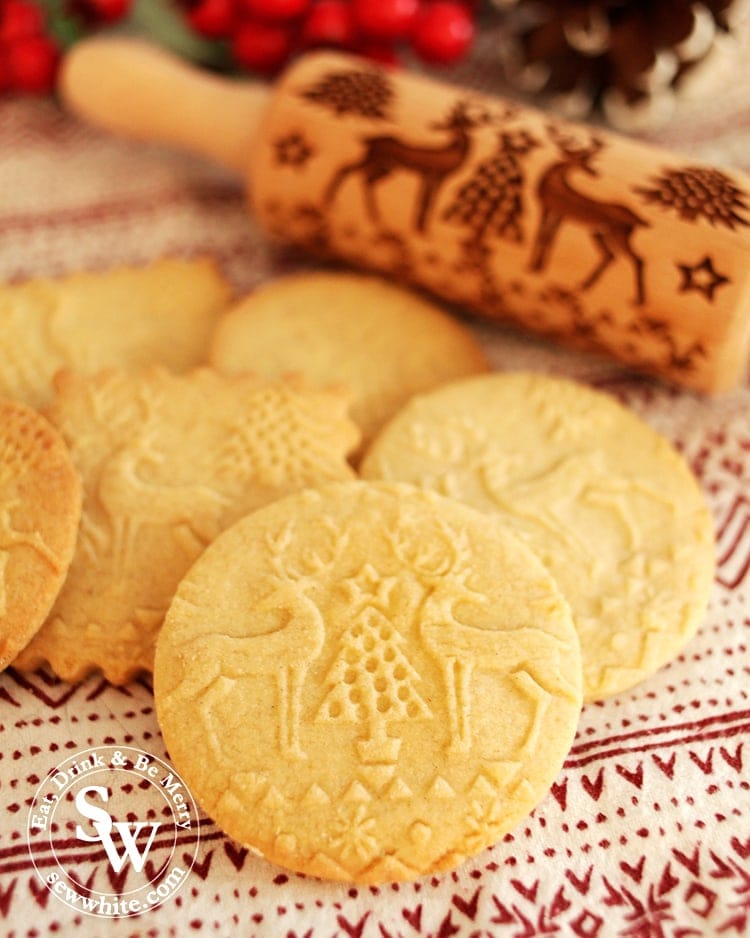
[{"x1": 61, "y1": 39, "x2": 750, "y2": 391}]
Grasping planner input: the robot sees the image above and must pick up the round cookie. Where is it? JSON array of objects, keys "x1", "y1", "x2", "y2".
[
  {"x1": 0, "y1": 399, "x2": 81, "y2": 670},
  {"x1": 360, "y1": 372, "x2": 715, "y2": 702},
  {"x1": 0, "y1": 258, "x2": 232, "y2": 411},
  {"x1": 208, "y1": 271, "x2": 490, "y2": 453},
  {"x1": 154, "y1": 481, "x2": 582, "y2": 883}
]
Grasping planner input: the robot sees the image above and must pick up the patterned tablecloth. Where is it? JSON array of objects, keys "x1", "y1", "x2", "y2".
[{"x1": 0, "y1": 36, "x2": 749, "y2": 938}]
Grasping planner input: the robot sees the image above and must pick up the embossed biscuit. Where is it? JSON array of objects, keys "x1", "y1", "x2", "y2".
[
  {"x1": 0, "y1": 257, "x2": 232, "y2": 410},
  {"x1": 0, "y1": 400, "x2": 81, "y2": 670},
  {"x1": 360, "y1": 372, "x2": 716, "y2": 702},
  {"x1": 13, "y1": 367, "x2": 359, "y2": 684},
  {"x1": 154, "y1": 480, "x2": 582, "y2": 883},
  {"x1": 208, "y1": 271, "x2": 490, "y2": 452}
]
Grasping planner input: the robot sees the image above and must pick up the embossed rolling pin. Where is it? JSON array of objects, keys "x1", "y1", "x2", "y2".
[{"x1": 61, "y1": 39, "x2": 750, "y2": 391}]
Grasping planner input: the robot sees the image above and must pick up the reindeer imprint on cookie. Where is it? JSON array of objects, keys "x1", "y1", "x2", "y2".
[
  {"x1": 13, "y1": 368, "x2": 358, "y2": 685},
  {"x1": 154, "y1": 481, "x2": 582, "y2": 882},
  {"x1": 360, "y1": 372, "x2": 715, "y2": 702}
]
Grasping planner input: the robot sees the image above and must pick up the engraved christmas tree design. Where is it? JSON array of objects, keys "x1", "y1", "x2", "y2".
[
  {"x1": 316, "y1": 568, "x2": 431, "y2": 764},
  {"x1": 300, "y1": 67, "x2": 394, "y2": 119},
  {"x1": 634, "y1": 165, "x2": 749, "y2": 229},
  {"x1": 444, "y1": 129, "x2": 540, "y2": 245},
  {"x1": 217, "y1": 382, "x2": 355, "y2": 488}
]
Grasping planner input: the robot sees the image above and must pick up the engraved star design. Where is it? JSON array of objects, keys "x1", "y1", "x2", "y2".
[
  {"x1": 677, "y1": 255, "x2": 730, "y2": 302},
  {"x1": 341, "y1": 563, "x2": 398, "y2": 613},
  {"x1": 273, "y1": 131, "x2": 314, "y2": 168}
]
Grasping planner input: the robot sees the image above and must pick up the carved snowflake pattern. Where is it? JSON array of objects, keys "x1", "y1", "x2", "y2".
[{"x1": 328, "y1": 804, "x2": 378, "y2": 862}]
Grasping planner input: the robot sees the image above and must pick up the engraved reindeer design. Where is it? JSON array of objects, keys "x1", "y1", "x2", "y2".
[
  {"x1": 0, "y1": 470, "x2": 61, "y2": 616},
  {"x1": 390, "y1": 524, "x2": 579, "y2": 755},
  {"x1": 481, "y1": 450, "x2": 678, "y2": 556},
  {"x1": 324, "y1": 99, "x2": 489, "y2": 233},
  {"x1": 181, "y1": 520, "x2": 347, "y2": 760},
  {"x1": 97, "y1": 410, "x2": 228, "y2": 575},
  {"x1": 480, "y1": 452, "x2": 602, "y2": 562},
  {"x1": 530, "y1": 128, "x2": 649, "y2": 305}
]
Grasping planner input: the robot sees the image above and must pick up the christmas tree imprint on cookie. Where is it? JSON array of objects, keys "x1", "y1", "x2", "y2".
[
  {"x1": 154, "y1": 481, "x2": 582, "y2": 882},
  {"x1": 14, "y1": 367, "x2": 358, "y2": 684}
]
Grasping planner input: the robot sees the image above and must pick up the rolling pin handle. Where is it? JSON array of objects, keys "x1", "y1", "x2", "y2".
[{"x1": 59, "y1": 38, "x2": 269, "y2": 175}]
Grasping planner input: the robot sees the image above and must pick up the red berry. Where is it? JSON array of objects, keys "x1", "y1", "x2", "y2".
[
  {"x1": 0, "y1": 0, "x2": 45, "y2": 43},
  {"x1": 6, "y1": 34, "x2": 60, "y2": 93},
  {"x1": 241, "y1": 0, "x2": 310, "y2": 20},
  {"x1": 68, "y1": 0, "x2": 131, "y2": 26},
  {"x1": 0, "y1": 56, "x2": 11, "y2": 92},
  {"x1": 412, "y1": 1, "x2": 474, "y2": 64},
  {"x1": 232, "y1": 17, "x2": 293, "y2": 72},
  {"x1": 186, "y1": 0, "x2": 236, "y2": 37},
  {"x1": 353, "y1": 0, "x2": 420, "y2": 40},
  {"x1": 85, "y1": 0, "x2": 132, "y2": 22},
  {"x1": 301, "y1": 0, "x2": 357, "y2": 49},
  {"x1": 356, "y1": 41, "x2": 401, "y2": 67}
]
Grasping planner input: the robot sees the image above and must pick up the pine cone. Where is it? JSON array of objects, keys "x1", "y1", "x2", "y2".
[{"x1": 491, "y1": 0, "x2": 750, "y2": 130}]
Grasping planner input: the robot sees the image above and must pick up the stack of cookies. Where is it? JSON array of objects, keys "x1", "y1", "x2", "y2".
[{"x1": 0, "y1": 258, "x2": 715, "y2": 883}]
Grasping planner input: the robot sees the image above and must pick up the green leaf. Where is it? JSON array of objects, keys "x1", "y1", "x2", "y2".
[
  {"x1": 127, "y1": 0, "x2": 230, "y2": 68},
  {"x1": 38, "y1": 0, "x2": 84, "y2": 48},
  {"x1": 40, "y1": 0, "x2": 231, "y2": 66}
]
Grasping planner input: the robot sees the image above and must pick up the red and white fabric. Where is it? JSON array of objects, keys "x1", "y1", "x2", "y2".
[{"x1": 0, "y1": 42, "x2": 749, "y2": 937}]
